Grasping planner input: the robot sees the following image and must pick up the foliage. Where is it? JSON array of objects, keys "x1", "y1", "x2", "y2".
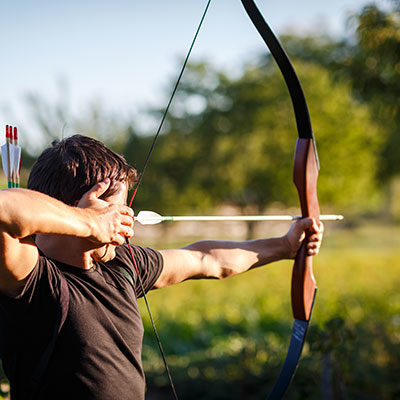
[
  {"x1": 127, "y1": 59, "x2": 382, "y2": 216},
  {"x1": 284, "y1": 3, "x2": 400, "y2": 183},
  {"x1": 339, "y1": 2, "x2": 400, "y2": 182}
]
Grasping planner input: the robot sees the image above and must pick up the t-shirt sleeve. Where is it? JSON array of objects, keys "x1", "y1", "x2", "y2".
[
  {"x1": 112, "y1": 244, "x2": 164, "y2": 298},
  {"x1": 0, "y1": 255, "x2": 63, "y2": 308}
]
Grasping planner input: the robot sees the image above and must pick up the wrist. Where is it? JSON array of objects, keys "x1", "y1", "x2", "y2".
[
  {"x1": 80, "y1": 208, "x2": 98, "y2": 240},
  {"x1": 280, "y1": 234, "x2": 296, "y2": 259}
]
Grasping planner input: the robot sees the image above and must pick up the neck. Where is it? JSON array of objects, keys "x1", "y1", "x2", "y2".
[{"x1": 35, "y1": 234, "x2": 95, "y2": 269}]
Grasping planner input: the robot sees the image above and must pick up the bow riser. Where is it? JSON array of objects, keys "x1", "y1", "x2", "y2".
[
  {"x1": 292, "y1": 138, "x2": 320, "y2": 321},
  {"x1": 293, "y1": 139, "x2": 320, "y2": 219},
  {"x1": 291, "y1": 244, "x2": 317, "y2": 321}
]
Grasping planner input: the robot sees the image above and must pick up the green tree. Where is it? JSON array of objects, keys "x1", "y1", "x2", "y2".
[
  {"x1": 135, "y1": 58, "x2": 382, "y2": 220},
  {"x1": 339, "y1": 2, "x2": 400, "y2": 182},
  {"x1": 284, "y1": 3, "x2": 400, "y2": 184}
]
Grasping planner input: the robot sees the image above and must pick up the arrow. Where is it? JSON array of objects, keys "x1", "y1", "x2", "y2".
[
  {"x1": 1, "y1": 125, "x2": 22, "y2": 188},
  {"x1": 12, "y1": 127, "x2": 21, "y2": 188},
  {"x1": 135, "y1": 210, "x2": 343, "y2": 225},
  {"x1": 1, "y1": 125, "x2": 12, "y2": 187}
]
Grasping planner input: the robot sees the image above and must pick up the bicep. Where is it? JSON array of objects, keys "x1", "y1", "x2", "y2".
[
  {"x1": 0, "y1": 232, "x2": 39, "y2": 295},
  {"x1": 153, "y1": 248, "x2": 215, "y2": 289}
]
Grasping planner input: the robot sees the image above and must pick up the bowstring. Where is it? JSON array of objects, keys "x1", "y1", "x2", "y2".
[
  {"x1": 126, "y1": 1, "x2": 212, "y2": 399},
  {"x1": 126, "y1": 243, "x2": 179, "y2": 399}
]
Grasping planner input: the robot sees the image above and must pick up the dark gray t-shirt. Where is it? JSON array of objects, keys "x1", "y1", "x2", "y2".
[{"x1": 0, "y1": 244, "x2": 163, "y2": 400}]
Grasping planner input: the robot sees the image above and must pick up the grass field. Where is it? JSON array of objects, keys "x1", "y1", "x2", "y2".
[
  {"x1": 138, "y1": 222, "x2": 400, "y2": 399},
  {"x1": 140, "y1": 221, "x2": 400, "y2": 325}
]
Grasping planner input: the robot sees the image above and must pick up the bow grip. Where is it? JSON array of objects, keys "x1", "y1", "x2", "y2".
[{"x1": 291, "y1": 138, "x2": 320, "y2": 321}]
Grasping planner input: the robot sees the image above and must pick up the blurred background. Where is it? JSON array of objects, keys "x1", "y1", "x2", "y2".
[{"x1": 1, "y1": 0, "x2": 400, "y2": 399}]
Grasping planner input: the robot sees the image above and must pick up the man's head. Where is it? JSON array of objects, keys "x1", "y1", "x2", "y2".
[{"x1": 28, "y1": 135, "x2": 137, "y2": 205}]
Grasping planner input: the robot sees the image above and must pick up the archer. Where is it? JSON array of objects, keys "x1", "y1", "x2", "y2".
[{"x1": 0, "y1": 134, "x2": 323, "y2": 399}]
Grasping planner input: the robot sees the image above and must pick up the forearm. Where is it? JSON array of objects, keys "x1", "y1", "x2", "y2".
[
  {"x1": 184, "y1": 237, "x2": 289, "y2": 279},
  {"x1": 157, "y1": 219, "x2": 322, "y2": 289},
  {"x1": 0, "y1": 189, "x2": 94, "y2": 239}
]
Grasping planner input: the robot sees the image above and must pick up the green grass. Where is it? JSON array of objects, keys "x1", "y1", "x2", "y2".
[
  {"x1": 137, "y1": 222, "x2": 400, "y2": 399},
  {"x1": 140, "y1": 222, "x2": 400, "y2": 324}
]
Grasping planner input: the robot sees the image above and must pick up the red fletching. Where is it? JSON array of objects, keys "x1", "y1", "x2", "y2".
[{"x1": 14, "y1": 127, "x2": 18, "y2": 140}]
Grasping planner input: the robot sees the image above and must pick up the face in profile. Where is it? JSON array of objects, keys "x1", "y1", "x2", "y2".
[{"x1": 91, "y1": 181, "x2": 130, "y2": 263}]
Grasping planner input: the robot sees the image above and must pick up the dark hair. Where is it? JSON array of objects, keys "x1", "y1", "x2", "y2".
[{"x1": 28, "y1": 135, "x2": 137, "y2": 205}]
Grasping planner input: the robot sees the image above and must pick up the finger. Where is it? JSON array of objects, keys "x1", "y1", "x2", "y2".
[
  {"x1": 308, "y1": 232, "x2": 322, "y2": 242},
  {"x1": 118, "y1": 227, "x2": 134, "y2": 240},
  {"x1": 110, "y1": 230, "x2": 133, "y2": 246},
  {"x1": 124, "y1": 227, "x2": 134, "y2": 238},
  {"x1": 307, "y1": 248, "x2": 319, "y2": 256},
  {"x1": 307, "y1": 241, "x2": 320, "y2": 250},
  {"x1": 310, "y1": 219, "x2": 324, "y2": 234},
  {"x1": 84, "y1": 178, "x2": 111, "y2": 201},
  {"x1": 308, "y1": 243, "x2": 320, "y2": 253},
  {"x1": 121, "y1": 215, "x2": 134, "y2": 227},
  {"x1": 109, "y1": 236, "x2": 124, "y2": 246},
  {"x1": 294, "y1": 217, "x2": 314, "y2": 232},
  {"x1": 120, "y1": 206, "x2": 134, "y2": 218}
]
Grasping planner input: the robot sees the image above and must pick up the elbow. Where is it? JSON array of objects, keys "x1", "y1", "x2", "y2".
[
  {"x1": 0, "y1": 223, "x2": 25, "y2": 240},
  {"x1": 218, "y1": 267, "x2": 236, "y2": 279},
  {"x1": 209, "y1": 261, "x2": 237, "y2": 280},
  {"x1": 0, "y1": 197, "x2": 23, "y2": 239},
  {"x1": 201, "y1": 253, "x2": 238, "y2": 280}
]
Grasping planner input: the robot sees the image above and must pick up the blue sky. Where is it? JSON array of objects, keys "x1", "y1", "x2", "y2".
[{"x1": 0, "y1": 0, "x2": 386, "y2": 149}]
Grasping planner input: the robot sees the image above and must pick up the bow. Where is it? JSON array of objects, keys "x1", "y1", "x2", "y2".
[{"x1": 240, "y1": 1, "x2": 320, "y2": 398}]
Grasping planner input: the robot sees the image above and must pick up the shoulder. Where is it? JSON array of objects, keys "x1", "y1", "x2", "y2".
[
  {"x1": 110, "y1": 244, "x2": 164, "y2": 296},
  {"x1": 4, "y1": 254, "x2": 64, "y2": 301},
  {"x1": 113, "y1": 244, "x2": 163, "y2": 270}
]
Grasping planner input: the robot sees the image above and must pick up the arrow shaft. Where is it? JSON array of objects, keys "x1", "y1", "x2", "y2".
[{"x1": 138, "y1": 214, "x2": 343, "y2": 224}]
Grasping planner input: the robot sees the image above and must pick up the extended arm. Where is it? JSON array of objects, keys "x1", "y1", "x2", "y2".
[{"x1": 154, "y1": 218, "x2": 323, "y2": 289}]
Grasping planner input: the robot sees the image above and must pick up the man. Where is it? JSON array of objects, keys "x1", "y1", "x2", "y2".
[{"x1": 0, "y1": 135, "x2": 323, "y2": 399}]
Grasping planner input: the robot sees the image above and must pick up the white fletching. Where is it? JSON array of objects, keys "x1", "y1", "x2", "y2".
[
  {"x1": 136, "y1": 211, "x2": 165, "y2": 225},
  {"x1": 1, "y1": 144, "x2": 9, "y2": 178}
]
